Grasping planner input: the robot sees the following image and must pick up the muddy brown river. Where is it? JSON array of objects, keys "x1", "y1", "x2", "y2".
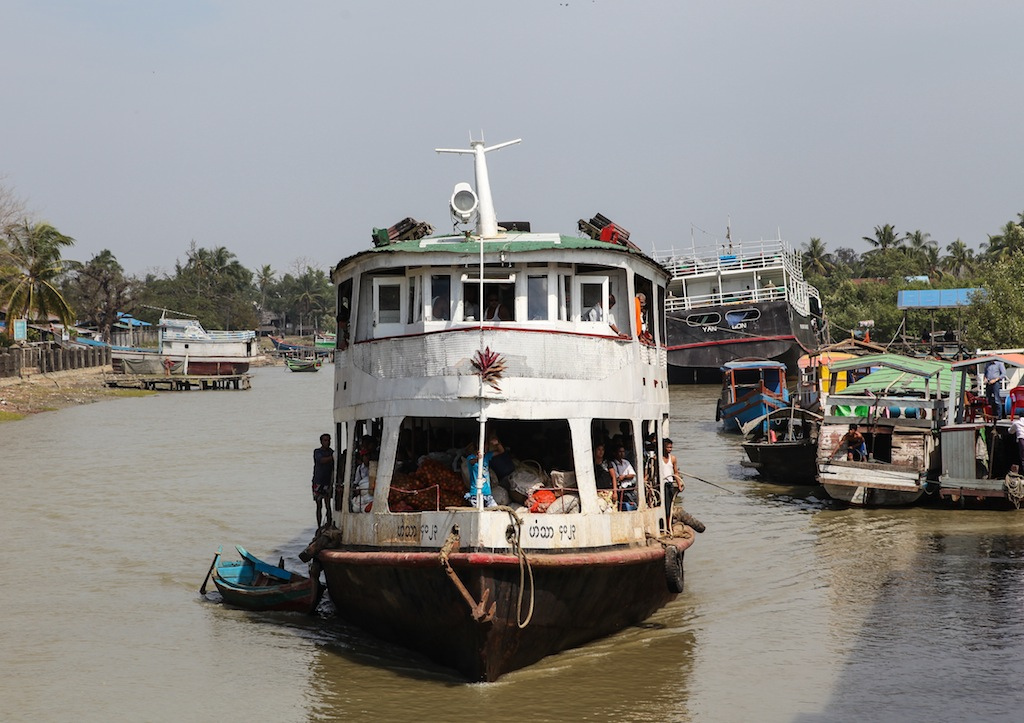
[{"x1": 3, "y1": 369, "x2": 1022, "y2": 721}]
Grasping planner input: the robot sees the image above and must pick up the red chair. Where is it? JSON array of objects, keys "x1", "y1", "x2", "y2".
[
  {"x1": 1009, "y1": 386, "x2": 1024, "y2": 419},
  {"x1": 965, "y1": 391, "x2": 993, "y2": 423}
]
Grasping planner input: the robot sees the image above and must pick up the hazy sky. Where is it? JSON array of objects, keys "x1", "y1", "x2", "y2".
[{"x1": 4, "y1": 1, "x2": 1023, "y2": 278}]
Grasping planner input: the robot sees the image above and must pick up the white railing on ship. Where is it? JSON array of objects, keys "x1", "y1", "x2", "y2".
[
  {"x1": 665, "y1": 286, "x2": 787, "y2": 312},
  {"x1": 652, "y1": 239, "x2": 791, "y2": 276}
]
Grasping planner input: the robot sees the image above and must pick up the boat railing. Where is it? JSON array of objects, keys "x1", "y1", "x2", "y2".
[
  {"x1": 653, "y1": 239, "x2": 791, "y2": 277},
  {"x1": 824, "y1": 394, "x2": 947, "y2": 423},
  {"x1": 665, "y1": 285, "x2": 787, "y2": 311}
]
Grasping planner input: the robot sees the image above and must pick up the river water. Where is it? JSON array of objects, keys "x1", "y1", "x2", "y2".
[{"x1": 3, "y1": 369, "x2": 1023, "y2": 722}]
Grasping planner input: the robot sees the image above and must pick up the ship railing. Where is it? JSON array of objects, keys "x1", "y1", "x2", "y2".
[
  {"x1": 653, "y1": 239, "x2": 790, "y2": 276},
  {"x1": 665, "y1": 286, "x2": 787, "y2": 311}
]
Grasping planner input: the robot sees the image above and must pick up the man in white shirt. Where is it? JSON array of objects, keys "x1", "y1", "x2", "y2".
[
  {"x1": 586, "y1": 294, "x2": 620, "y2": 334},
  {"x1": 1011, "y1": 413, "x2": 1024, "y2": 466}
]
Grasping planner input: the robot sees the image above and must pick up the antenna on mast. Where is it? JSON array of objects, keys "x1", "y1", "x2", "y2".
[{"x1": 436, "y1": 136, "x2": 522, "y2": 238}]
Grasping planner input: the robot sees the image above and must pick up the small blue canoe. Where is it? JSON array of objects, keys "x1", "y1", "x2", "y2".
[{"x1": 210, "y1": 546, "x2": 321, "y2": 613}]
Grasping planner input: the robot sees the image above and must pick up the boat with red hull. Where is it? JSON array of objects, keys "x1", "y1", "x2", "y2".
[{"x1": 309, "y1": 136, "x2": 700, "y2": 681}]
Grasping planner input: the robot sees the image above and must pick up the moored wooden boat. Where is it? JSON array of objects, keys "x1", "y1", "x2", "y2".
[
  {"x1": 211, "y1": 546, "x2": 320, "y2": 613},
  {"x1": 285, "y1": 356, "x2": 321, "y2": 372},
  {"x1": 740, "y1": 406, "x2": 821, "y2": 485},
  {"x1": 717, "y1": 359, "x2": 789, "y2": 434},
  {"x1": 938, "y1": 352, "x2": 1024, "y2": 508},
  {"x1": 816, "y1": 354, "x2": 951, "y2": 507},
  {"x1": 312, "y1": 136, "x2": 700, "y2": 681}
]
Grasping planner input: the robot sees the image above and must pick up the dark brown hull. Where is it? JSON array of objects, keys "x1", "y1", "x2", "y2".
[
  {"x1": 318, "y1": 538, "x2": 693, "y2": 681},
  {"x1": 741, "y1": 439, "x2": 818, "y2": 485}
]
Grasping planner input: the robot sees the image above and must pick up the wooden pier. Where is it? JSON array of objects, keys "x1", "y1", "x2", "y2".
[{"x1": 105, "y1": 373, "x2": 251, "y2": 391}]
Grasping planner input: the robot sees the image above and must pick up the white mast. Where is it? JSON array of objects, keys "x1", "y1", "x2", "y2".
[{"x1": 436, "y1": 137, "x2": 521, "y2": 238}]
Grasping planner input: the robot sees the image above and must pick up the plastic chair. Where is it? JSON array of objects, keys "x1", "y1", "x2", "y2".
[
  {"x1": 965, "y1": 391, "x2": 993, "y2": 423},
  {"x1": 1009, "y1": 386, "x2": 1024, "y2": 418}
]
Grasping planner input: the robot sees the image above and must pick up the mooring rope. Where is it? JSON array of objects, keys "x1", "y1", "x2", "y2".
[
  {"x1": 499, "y1": 506, "x2": 535, "y2": 629},
  {"x1": 1005, "y1": 472, "x2": 1024, "y2": 509}
]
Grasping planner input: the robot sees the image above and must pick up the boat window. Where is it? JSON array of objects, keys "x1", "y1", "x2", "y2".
[
  {"x1": 591, "y1": 418, "x2": 643, "y2": 511},
  {"x1": 577, "y1": 277, "x2": 609, "y2": 323},
  {"x1": 686, "y1": 312, "x2": 720, "y2": 326},
  {"x1": 336, "y1": 279, "x2": 352, "y2": 350},
  {"x1": 429, "y1": 274, "x2": 452, "y2": 321},
  {"x1": 462, "y1": 281, "x2": 514, "y2": 321},
  {"x1": 556, "y1": 273, "x2": 571, "y2": 321},
  {"x1": 349, "y1": 421, "x2": 380, "y2": 514},
  {"x1": 527, "y1": 275, "x2": 549, "y2": 320},
  {"x1": 387, "y1": 417, "x2": 577, "y2": 513},
  {"x1": 407, "y1": 276, "x2": 422, "y2": 324},
  {"x1": 725, "y1": 308, "x2": 761, "y2": 326},
  {"x1": 371, "y1": 278, "x2": 407, "y2": 337}
]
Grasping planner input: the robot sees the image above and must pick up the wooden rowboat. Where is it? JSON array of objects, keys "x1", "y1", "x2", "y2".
[
  {"x1": 285, "y1": 357, "x2": 320, "y2": 372},
  {"x1": 211, "y1": 546, "x2": 321, "y2": 613}
]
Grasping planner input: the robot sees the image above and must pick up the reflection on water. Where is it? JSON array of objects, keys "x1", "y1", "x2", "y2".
[{"x1": 1, "y1": 378, "x2": 1023, "y2": 721}]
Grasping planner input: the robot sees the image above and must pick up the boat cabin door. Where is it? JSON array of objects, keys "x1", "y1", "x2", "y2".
[{"x1": 372, "y1": 277, "x2": 407, "y2": 337}]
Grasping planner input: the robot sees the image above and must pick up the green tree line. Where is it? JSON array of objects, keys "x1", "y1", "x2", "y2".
[
  {"x1": 1, "y1": 185, "x2": 333, "y2": 344},
  {"x1": 802, "y1": 213, "x2": 1024, "y2": 351}
]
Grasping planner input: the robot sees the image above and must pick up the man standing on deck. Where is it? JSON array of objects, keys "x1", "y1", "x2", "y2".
[
  {"x1": 985, "y1": 359, "x2": 1008, "y2": 418},
  {"x1": 312, "y1": 434, "x2": 335, "y2": 529}
]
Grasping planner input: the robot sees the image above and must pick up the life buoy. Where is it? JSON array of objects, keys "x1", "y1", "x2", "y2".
[{"x1": 664, "y1": 545, "x2": 685, "y2": 593}]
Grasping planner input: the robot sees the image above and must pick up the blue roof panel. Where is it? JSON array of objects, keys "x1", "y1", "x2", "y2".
[{"x1": 897, "y1": 288, "x2": 979, "y2": 309}]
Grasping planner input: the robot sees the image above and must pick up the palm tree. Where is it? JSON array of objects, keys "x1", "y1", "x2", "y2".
[
  {"x1": 0, "y1": 221, "x2": 76, "y2": 328},
  {"x1": 983, "y1": 221, "x2": 1024, "y2": 262},
  {"x1": 941, "y1": 239, "x2": 975, "y2": 280},
  {"x1": 863, "y1": 224, "x2": 902, "y2": 252},
  {"x1": 256, "y1": 264, "x2": 276, "y2": 313},
  {"x1": 802, "y1": 237, "x2": 833, "y2": 276}
]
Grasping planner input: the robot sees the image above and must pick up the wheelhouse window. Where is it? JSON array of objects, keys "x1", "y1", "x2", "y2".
[
  {"x1": 527, "y1": 275, "x2": 549, "y2": 320},
  {"x1": 429, "y1": 274, "x2": 452, "y2": 321},
  {"x1": 462, "y1": 279, "x2": 515, "y2": 321},
  {"x1": 336, "y1": 278, "x2": 352, "y2": 350},
  {"x1": 372, "y1": 277, "x2": 406, "y2": 337},
  {"x1": 577, "y1": 277, "x2": 609, "y2": 323}
]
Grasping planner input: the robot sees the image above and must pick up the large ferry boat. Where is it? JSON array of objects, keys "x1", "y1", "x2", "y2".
[
  {"x1": 311, "y1": 137, "x2": 699, "y2": 681},
  {"x1": 653, "y1": 236, "x2": 827, "y2": 383}
]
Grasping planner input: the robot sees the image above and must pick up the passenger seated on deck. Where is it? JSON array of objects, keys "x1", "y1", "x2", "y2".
[
  {"x1": 610, "y1": 444, "x2": 638, "y2": 511},
  {"x1": 351, "y1": 448, "x2": 373, "y2": 512},
  {"x1": 839, "y1": 423, "x2": 867, "y2": 462}
]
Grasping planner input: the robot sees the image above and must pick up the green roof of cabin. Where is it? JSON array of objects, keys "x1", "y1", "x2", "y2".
[
  {"x1": 333, "y1": 232, "x2": 659, "y2": 273},
  {"x1": 838, "y1": 354, "x2": 952, "y2": 397}
]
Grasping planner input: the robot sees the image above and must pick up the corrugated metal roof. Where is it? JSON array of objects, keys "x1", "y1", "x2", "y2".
[
  {"x1": 827, "y1": 353, "x2": 947, "y2": 377},
  {"x1": 950, "y1": 353, "x2": 1024, "y2": 370},
  {"x1": 333, "y1": 232, "x2": 662, "y2": 275},
  {"x1": 840, "y1": 357, "x2": 953, "y2": 396}
]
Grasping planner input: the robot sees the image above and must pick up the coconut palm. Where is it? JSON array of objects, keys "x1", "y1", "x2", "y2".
[
  {"x1": 802, "y1": 237, "x2": 833, "y2": 276},
  {"x1": 941, "y1": 239, "x2": 975, "y2": 280},
  {"x1": 863, "y1": 224, "x2": 903, "y2": 252},
  {"x1": 983, "y1": 221, "x2": 1024, "y2": 262},
  {"x1": 0, "y1": 221, "x2": 76, "y2": 328}
]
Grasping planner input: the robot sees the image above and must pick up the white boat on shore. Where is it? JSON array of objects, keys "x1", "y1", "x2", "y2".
[
  {"x1": 307, "y1": 137, "x2": 700, "y2": 681},
  {"x1": 110, "y1": 316, "x2": 257, "y2": 375}
]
